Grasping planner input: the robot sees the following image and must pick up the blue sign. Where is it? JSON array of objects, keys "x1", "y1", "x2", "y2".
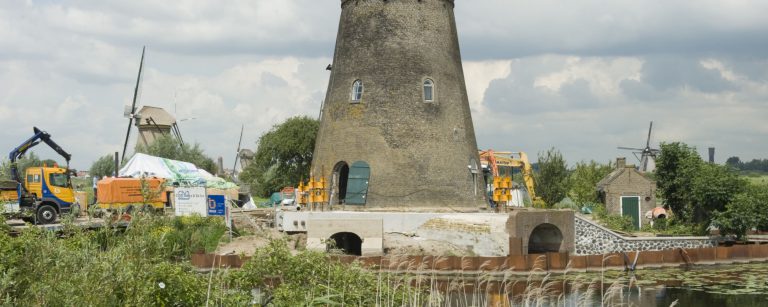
[{"x1": 207, "y1": 195, "x2": 226, "y2": 216}]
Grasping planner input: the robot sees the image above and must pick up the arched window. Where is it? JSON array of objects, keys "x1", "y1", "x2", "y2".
[
  {"x1": 423, "y1": 79, "x2": 434, "y2": 102},
  {"x1": 351, "y1": 80, "x2": 363, "y2": 102}
]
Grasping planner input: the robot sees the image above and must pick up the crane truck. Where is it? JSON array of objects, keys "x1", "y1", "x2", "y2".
[{"x1": 2, "y1": 127, "x2": 78, "y2": 224}]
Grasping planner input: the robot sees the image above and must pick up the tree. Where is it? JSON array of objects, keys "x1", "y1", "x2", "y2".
[
  {"x1": 568, "y1": 160, "x2": 613, "y2": 205},
  {"x1": 239, "y1": 116, "x2": 319, "y2": 197},
  {"x1": 89, "y1": 154, "x2": 116, "y2": 178},
  {"x1": 135, "y1": 135, "x2": 216, "y2": 174},
  {"x1": 654, "y1": 142, "x2": 702, "y2": 222},
  {"x1": 690, "y1": 162, "x2": 746, "y2": 223},
  {"x1": 535, "y1": 148, "x2": 569, "y2": 207},
  {"x1": 656, "y1": 142, "x2": 746, "y2": 226},
  {"x1": 725, "y1": 156, "x2": 743, "y2": 170},
  {"x1": 1, "y1": 152, "x2": 43, "y2": 180},
  {"x1": 712, "y1": 184, "x2": 768, "y2": 240}
]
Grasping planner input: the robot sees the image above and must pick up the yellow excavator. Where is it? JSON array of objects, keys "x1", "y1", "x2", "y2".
[{"x1": 479, "y1": 150, "x2": 539, "y2": 207}]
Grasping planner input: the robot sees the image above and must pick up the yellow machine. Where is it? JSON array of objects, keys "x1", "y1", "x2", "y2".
[
  {"x1": 5, "y1": 127, "x2": 78, "y2": 224},
  {"x1": 479, "y1": 150, "x2": 539, "y2": 206}
]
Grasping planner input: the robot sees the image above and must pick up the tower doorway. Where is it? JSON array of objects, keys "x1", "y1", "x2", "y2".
[{"x1": 332, "y1": 162, "x2": 350, "y2": 204}]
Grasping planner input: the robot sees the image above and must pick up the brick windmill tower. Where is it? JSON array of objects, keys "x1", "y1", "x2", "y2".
[{"x1": 312, "y1": 0, "x2": 484, "y2": 211}]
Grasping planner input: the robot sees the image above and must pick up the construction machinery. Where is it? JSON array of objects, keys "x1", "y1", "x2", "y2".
[
  {"x1": 95, "y1": 177, "x2": 168, "y2": 211},
  {"x1": 479, "y1": 150, "x2": 538, "y2": 207},
  {"x1": 3, "y1": 127, "x2": 78, "y2": 224}
]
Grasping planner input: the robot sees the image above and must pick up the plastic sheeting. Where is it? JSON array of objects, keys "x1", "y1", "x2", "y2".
[{"x1": 119, "y1": 153, "x2": 237, "y2": 189}]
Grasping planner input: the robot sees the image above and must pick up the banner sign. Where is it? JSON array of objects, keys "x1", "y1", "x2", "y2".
[
  {"x1": 174, "y1": 187, "x2": 207, "y2": 216},
  {"x1": 207, "y1": 195, "x2": 226, "y2": 216}
]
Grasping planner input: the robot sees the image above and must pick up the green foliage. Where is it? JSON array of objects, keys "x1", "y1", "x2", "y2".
[
  {"x1": 725, "y1": 156, "x2": 768, "y2": 172},
  {"x1": 690, "y1": 162, "x2": 746, "y2": 223},
  {"x1": 228, "y1": 240, "x2": 419, "y2": 306},
  {"x1": 135, "y1": 135, "x2": 217, "y2": 174},
  {"x1": 568, "y1": 160, "x2": 613, "y2": 205},
  {"x1": 1, "y1": 152, "x2": 43, "y2": 180},
  {"x1": 89, "y1": 154, "x2": 116, "y2": 178},
  {"x1": 0, "y1": 215, "x2": 234, "y2": 305},
  {"x1": 240, "y1": 116, "x2": 319, "y2": 197},
  {"x1": 592, "y1": 204, "x2": 635, "y2": 232},
  {"x1": 712, "y1": 184, "x2": 768, "y2": 240},
  {"x1": 656, "y1": 142, "x2": 746, "y2": 225},
  {"x1": 655, "y1": 142, "x2": 702, "y2": 222},
  {"x1": 535, "y1": 147, "x2": 570, "y2": 207}
]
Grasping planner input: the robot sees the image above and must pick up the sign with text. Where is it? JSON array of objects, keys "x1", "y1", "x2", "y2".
[
  {"x1": 207, "y1": 195, "x2": 226, "y2": 216},
  {"x1": 174, "y1": 187, "x2": 207, "y2": 216}
]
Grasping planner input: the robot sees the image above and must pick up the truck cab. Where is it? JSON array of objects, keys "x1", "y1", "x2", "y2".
[{"x1": 24, "y1": 166, "x2": 75, "y2": 209}]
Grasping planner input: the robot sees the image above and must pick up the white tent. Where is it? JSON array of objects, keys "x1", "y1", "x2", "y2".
[{"x1": 119, "y1": 153, "x2": 236, "y2": 189}]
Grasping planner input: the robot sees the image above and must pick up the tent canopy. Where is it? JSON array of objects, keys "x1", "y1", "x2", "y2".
[{"x1": 119, "y1": 153, "x2": 237, "y2": 189}]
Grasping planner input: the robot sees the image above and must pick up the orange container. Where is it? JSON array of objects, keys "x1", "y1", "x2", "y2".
[{"x1": 97, "y1": 177, "x2": 167, "y2": 204}]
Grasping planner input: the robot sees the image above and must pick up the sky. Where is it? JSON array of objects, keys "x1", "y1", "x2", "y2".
[{"x1": 1, "y1": 0, "x2": 767, "y2": 171}]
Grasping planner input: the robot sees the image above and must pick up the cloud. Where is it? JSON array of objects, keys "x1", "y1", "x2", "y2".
[{"x1": 0, "y1": 0, "x2": 766, "y2": 171}]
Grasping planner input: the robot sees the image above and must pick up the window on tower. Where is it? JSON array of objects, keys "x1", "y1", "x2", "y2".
[
  {"x1": 424, "y1": 79, "x2": 434, "y2": 102},
  {"x1": 352, "y1": 80, "x2": 363, "y2": 102}
]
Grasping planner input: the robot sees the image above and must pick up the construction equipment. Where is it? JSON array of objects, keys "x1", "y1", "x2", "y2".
[
  {"x1": 4, "y1": 127, "x2": 77, "y2": 224},
  {"x1": 479, "y1": 150, "x2": 538, "y2": 207},
  {"x1": 95, "y1": 177, "x2": 168, "y2": 211}
]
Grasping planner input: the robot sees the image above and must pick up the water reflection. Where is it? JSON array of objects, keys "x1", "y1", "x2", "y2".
[{"x1": 423, "y1": 263, "x2": 768, "y2": 306}]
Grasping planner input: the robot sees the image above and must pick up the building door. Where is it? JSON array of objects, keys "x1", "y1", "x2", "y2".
[
  {"x1": 345, "y1": 161, "x2": 370, "y2": 205},
  {"x1": 332, "y1": 162, "x2": 349, "y2": 204},
  {"x1": 621, "y1": 196, "x2": 641, "y2": 230}
]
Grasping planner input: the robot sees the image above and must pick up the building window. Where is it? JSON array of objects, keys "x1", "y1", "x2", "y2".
[
  {"x1": 423, "y1": 79, "x2": 434, "y2": 102},
  {"x1": 351, "y1": 80, "x2": 363, "y2": 102}
]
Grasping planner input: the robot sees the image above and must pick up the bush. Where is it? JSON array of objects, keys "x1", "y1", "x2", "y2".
[{"x1": 593, "y1": 204, "x2": 635, "y2": 232}]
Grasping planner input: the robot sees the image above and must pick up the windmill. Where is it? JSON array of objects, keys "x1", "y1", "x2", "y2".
[
  {"x1": 231, "y1": 124, "x2": 244, "y2": 179},
  {"x1": 121, "y1": 46, "x2": 146, "y2": 163},
  {"x1": 618, "y1": 121, "x2": 660, "y2": 172}
]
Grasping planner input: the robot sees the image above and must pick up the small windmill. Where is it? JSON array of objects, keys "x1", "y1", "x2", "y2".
[
  {"x1": 618, "y1": 121, "x2": 660, "y2": 172},
  {"x1": 231, "y1": 124, "x2": 244, "y2": 179},
  {"x1": 121, "y1": 46, "x2": 146, "y2": 163}
]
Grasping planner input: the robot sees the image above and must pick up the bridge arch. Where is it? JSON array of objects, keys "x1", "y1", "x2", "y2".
[
  {"x1": 328, "y1": 232, "x2": 363, "y2": 256},
  {"x1": 527, "y1": 223, "x2": 563, "y2": 254}
]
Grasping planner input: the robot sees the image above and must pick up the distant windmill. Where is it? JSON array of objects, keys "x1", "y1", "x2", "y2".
[
  {"x1": 121, "y1": 46, "x2": 146, "y2": 163},
  {"x1": 618, "y1": 121, "x2": 660, "y2": 172},
  {"x1": 231, "y1": 124, "x2": 244, "y2": 178}
]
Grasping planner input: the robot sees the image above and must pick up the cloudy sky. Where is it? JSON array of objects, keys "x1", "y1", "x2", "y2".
[{"x1": 1, "y1": 0, "x2": 766, "y2": 171}]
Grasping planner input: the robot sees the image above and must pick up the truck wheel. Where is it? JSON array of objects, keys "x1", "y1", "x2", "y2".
[{"x1": 36, "y1": 205, "x2": 58, "y2": 224}]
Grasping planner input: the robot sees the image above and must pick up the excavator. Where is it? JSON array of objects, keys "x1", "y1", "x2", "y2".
[
  {"x1": 479, "y1": 150, "x2": 539, "y2": 207},
  {"x1": 2, "y1": 127, "x2": 77, "y2": 224}
]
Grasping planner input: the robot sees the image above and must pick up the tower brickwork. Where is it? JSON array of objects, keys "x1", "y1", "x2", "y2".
[{"x1": 312, "y1": 0, "x2": 485, "y2": 210}]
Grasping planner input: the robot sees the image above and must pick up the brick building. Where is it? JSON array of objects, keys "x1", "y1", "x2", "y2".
[{"x1": 597, "y1": 158, "x2": 657, "y2": 229}]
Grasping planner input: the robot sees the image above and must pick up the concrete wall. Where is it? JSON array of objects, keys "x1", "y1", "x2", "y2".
[
  {"x1": 306, "y1": 218, "x2": 384, "y2": 256},
  {"x1": 283, "y1": 211, "x2": 511, "y2": 256},
  {"x1": 506, "y1": 209, "x2": 575, "y2": 255},
  {"x1": 312, "y1": 0, "x2": 484, "y2": 210},
  {"x1": 574, "y1": 215, "x2": 715, "y2": 255}
]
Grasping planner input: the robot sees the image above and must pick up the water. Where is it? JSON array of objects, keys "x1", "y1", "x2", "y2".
[{"x1": 427, "y1": 262, "x2": 768, "y2": 306}]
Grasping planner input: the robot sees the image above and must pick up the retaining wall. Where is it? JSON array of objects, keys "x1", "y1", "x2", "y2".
[
  {"x1": 192, "y1": 243, "x2": 768, "y2": 273},
  {"x1": 574, "y1": 215, "x2": 716, "y2": 255}
]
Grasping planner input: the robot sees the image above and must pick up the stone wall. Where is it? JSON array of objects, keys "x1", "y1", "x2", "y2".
[
  {"x1": 574, "y1": 216, "x2": 715, "y2": 255},
  {"x1": 311, "y1": 0, "x2": 484, "y2": 210}
]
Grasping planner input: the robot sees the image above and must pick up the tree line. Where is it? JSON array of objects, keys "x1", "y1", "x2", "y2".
[{"x1": 725, "y1": 156, "x2": 768, "y2": 172}]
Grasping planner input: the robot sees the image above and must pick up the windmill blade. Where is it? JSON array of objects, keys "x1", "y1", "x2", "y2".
[
  {"x1": 121, "y1": 46, "x2": 146, "y2": 163},
  {"x1": 232, "y1": 124, "x2": 244, "y2": 176},
  {"x1": 618, "y1": 146, "x2": 644, "y2": 151},
  {"x1": 646, "y1": 121, "x2": 653, "y2": 148}
]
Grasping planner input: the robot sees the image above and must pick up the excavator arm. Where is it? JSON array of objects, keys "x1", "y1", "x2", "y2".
[{"x1": 8, "y1": 127, "x2": 72, "y2": 195}]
